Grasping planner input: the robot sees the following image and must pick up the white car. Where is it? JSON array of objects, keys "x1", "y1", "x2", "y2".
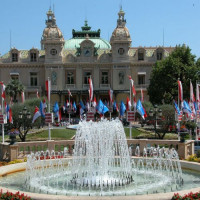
[{"x1": 194, "y1": 140, "x2": 200, "y2": 154}]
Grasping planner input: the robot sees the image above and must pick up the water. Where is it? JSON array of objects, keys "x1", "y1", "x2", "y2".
[{"x1": 0, "y1": 119, "x2": 197, "y2": 196}]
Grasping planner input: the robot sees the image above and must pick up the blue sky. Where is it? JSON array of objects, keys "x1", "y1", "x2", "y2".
[{"x1": 0, "y1": 0, "x2": 200, "y2": 58}]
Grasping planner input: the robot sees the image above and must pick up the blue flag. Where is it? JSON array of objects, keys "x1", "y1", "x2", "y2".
[
  {"x1": 40, "y1": 101, "x2": 45, "y2": 117},
  {"x1": 136, "y1": 99, "x2": 145, "y2": 119},
  {"x1": 73, "y1": 101, "x2": 77, "y2": 111},
  {"x1": 113, "y1": 101, "x2": 117, "y2": 110},
  {"x1": 80, "y1": 100, "x2": 85, "y2": 110},
  {"x1": 182, "y1": 100, "x2": 192, "y2": 114},
  {"x1": 120, "y1": 101, "x2": 126, "y2": 116},
  {"x1": 97, "y1": 99, "x2": 109, "y2": 114},
  {"x1": 174, "y1": 101, "x2": 180, "y2": 115},
  {"x1": 53, "y1": 102, "x2": 59, "y2": 117}
]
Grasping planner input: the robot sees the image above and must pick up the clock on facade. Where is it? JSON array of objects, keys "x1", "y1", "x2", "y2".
[{"x1": 83, "y1": 48, "x2": 91, "y2": 57}]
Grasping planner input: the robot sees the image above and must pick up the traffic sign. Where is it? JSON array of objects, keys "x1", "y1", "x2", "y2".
[
  {"x1": 45, "y1": 113, "x2": 53, "y2": 123},
  {"x1": 127, "y1": 111, "x2": 135, "y2": 122},
  {"x1": 87, "y1": 112, "x2": 94, "y2": 121}
]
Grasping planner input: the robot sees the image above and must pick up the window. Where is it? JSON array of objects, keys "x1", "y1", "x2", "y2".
[
  {"x1": 101, "y1": 71, "x2": 108, "y2": 84},
  {"x1": 84, "y1": 71, "x2": 91, "y2": 84},
  {"x1": 138, "y1": 75, "x2": 145, "y2": 85},
  {"x1": 12, "y1": 53, "x2": 18, "y2": 62},
  {"x1": 118, "y1": 48, "x2": 125, "y2": 55},
  {"x1": 67, "y1": 72, "x2": 74, "y2": 84},
  {"x1": 30, "y1": 52, "x2": 37, "y2": 62},
  {"x1": 138, "y1": 52, "x2": 144, "y2": 61},
  {"x1": 30, "y1": 72, "x2": 38, "y2": 86},
  {"x1": 157, "y1": 52, "x2": 163, "y2": 60},
  {"x1": 50, "y1": 49, "x2": 57, "y2": 55},
  {"x1": 10, "y1": 73, "x2": 19, "y2": 80}
]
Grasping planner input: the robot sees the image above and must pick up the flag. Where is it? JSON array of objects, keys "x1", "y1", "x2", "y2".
[
  {"x1": 109, "y1": 89, "x2": 113, "y2": 105},
  {"x1": 72, "y1": 101, "x2": 77, "y2": 112},
  {"x1": 97, "y1": 99, "x2": 109, "y2": 114},
  {"x1": 141, "y1": 89, "x2": 144, "y2": 102},
  {"x1": 190, "y1": 80, "x2": 195, "y2": 102},
  {"x1": 128, "y1": 76, "x2": 136, "y2": 96},
  {"x1": 43, "y1": 99, "x2": 47, "y2": 109},
  {"x1": 89, "y1": 78, "x2": 93, "y2": 102},
  {"x1": 58, "y1": 109, "x2": 62, "y2": 122},
  {"x1": 0, "y1": 81, "x2": 6, "y2": 100},
  {"x1": 177, "y1": 80, "x2": 183, "y2": 102},
  {"x1": 136, "y1": 99, "x2": 145, "y2": 119},
  {"x1": 92, "y1": 96, "x2": 97, "y2": 108},
  {"x1": 113, "y1": 101, "x2": 119, "y2": 112},
  {"x1": 66, "y1": 100, "x2": 70, "y2": 108},
  {"x1": 6, "y1": 103, "x2": 9, "y2": 122},
  {"x1": 174, "y1": 101, "x2": 181, "y2": 115},
  {"x1": 86, "y1": 100, "x2": 90, "y2": 111},
  {"x1": 133, "y1": 96, "x2": 137, "y2": 111},
  {"x1": 53, "y1": 102, "x2": 59, "y2": 117},
  {"x1": 197, "y1": 84, "x2": 200, "y2": 110},
  {"x1": 36, "y1": 90, "x2": 39, "y2": 98},
  {"x1": 32, "y1": 106, "x2": 41, "y2": 123},
  {"x1": 45, "y1": 79, "x2": 51, "y2": 101},
  {"x1": 40, "y1": 101, "x2": 45, "y2": 117},
  {"x1": 182, "y1": 100, "x2": 192, "y2": 115},
  {"x1": 8, "y1": 107, "x2": 13, "y2": 123},
  {"x1": 126, "y1": 97, "x2": 131, "y2": 111},
  {"x1": 68, "y1": 89, "x2": 72, "y2": 97},
  {"x1": 21, "y1": 91, "x2": 25, "y2": 103},
  {"x1": 120, "y1": 101, "x2": 126, "y2": 116},
  {"x1": 80, "y1": 100, "x2": 85, "y2": 110}
]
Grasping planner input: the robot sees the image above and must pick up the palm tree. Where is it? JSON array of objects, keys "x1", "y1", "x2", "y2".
[{"x1": 5, "y1": 79, "x2": 25, "y2": 102}]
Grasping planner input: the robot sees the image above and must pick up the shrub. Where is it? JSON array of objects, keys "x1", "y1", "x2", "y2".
[
  {"x1": 171, "y1": 191, "x2": 200, "y2": 200},
  {"x1": 0, "y1": 190, "x2": 32, "y2": 200}
]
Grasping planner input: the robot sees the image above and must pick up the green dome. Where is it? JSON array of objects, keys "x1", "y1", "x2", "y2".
[{"x1": 64, "y1": 38, "x2": 111, "y2": 50}]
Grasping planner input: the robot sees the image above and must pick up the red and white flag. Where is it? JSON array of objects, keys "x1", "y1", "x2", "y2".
[
  {"x1": 32, "y1": 106, "x2": 41, "y2": 123},
  {"x1": 45, "y1": 79, "x2": 51, "y2": 101},
  {"x1": 190, "y1": 80, "x2": 195, "y2": 102},
  {"x1": 36, "y1": 90, "x2": 39, "y2": 99},
  {"x1": 68, "y1": 89, "x2": 72, "y2": 97},
  {"x1": 197, "y1": 84, "x2": 200, "y2": 110},
  {"x1": 58, "y1": 109, "x2": 62, "y2": 123},
  {"x1": 0, "y1": 81, "x2": 6, "y2": 100},
  {"x1": 126, "y1": 97, "x2": 131, "y2": 111},
  {"x1": 178, "y1": 111, "x2": 183, "y2": 121},
  {"x1": 92, "y1": 96, "x2": 97, "y2": 108},
  {"x1": 66, "y1": 100, "x2": 70, "y2": 108},
  {"x1": 128, "y1": 76, "x2": 136, "y2": 97},
  {"x1": 109, "y1": 89, "x2": 113, "y2": 105},
  {"x1": 8, "y1": 107, "x2": 13, "y2": 123},
  {"x1": 21, "y1": 91, "x2": 25, "y2": 103},
  {"x1": 133, "y1": 96, "x2": 137, "y2": 111},
  {"x1": 141, "y1": 89, "x2": 144, "y2": 102},
  {"x1": 88, "y1": 78, "x2": 93, "y2": 102},
  {"x1": 177, "y1": 80, "x2": 183, "y2": 102}
]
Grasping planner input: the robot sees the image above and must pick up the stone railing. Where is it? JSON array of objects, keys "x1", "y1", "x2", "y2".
[{"x1": 0, "y1": 139, "x2": 194, "y2": 161}]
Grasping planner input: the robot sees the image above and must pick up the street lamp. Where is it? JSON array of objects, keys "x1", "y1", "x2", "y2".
[
  {"x1": 149, "y1": 105, "x2": 162, "y2": 138},
  {"x1": 18, "y1": 106, "x2": 31, "y2": 133}
]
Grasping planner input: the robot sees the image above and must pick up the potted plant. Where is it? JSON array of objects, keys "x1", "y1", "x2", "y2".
[{"x1": 8, "y1": 128, "x2": 19, "y2": 145}]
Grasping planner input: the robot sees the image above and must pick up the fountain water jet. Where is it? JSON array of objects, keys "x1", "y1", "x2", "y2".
[{"x1": 25, "y1": 119, "x2": 184, "y2": 196}]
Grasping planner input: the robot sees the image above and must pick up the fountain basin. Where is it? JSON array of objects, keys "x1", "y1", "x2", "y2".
[{"x1": 0, "y1": 159, "x2": 200, "y2": 200}]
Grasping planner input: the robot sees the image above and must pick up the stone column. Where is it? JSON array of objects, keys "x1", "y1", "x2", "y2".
[
  {"x1": 9, "y1": 144, "x2": 19, "y2": 161},
  {"x1": 47, "y1": 140, "x2": 55, "y2": 152},
  {"x1": 178, "y1": 142, "x2": 187, "y2": 159}
]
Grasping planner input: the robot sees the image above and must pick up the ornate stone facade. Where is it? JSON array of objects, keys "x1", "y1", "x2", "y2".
[{"x1": 0, "y1": 8, "x2": 174, "y2": 105}]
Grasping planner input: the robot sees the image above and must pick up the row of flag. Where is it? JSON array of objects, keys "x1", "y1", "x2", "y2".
[{"x1": 175, "y1": 80, "x2": 200, "y2": 121}]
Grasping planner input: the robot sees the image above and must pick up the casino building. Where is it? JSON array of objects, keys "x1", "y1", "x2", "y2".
[{"x1": 0, "y1": 8, "x2": 174, "y2": 105}]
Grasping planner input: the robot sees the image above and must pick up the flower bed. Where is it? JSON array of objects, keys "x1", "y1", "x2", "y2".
[
  {"x1": 172, "y1": 191, "x2": 200, "y2": 200},
  {"x1": 0, "y1": 190, "x2": 32, "y2": 200}
]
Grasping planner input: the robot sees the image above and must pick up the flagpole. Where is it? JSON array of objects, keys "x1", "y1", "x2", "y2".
[
  {"x1": 1, "y1": 82, "x2": 4, "y2": 143},
  {"x1": 129, "y1": 78, "x2": 132, "y2": 139},
  {"x1": 48, "y1": 77, "x2": 51, "y2": 140},
  {"x1": 68, "y1": 90, "x2": 71, "y2": 125},
  {"x1": 178, "y1": 78, "x2": 180, "y2": 141}
]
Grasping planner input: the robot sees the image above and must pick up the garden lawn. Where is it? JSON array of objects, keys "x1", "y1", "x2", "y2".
[
  {"x1": 25, "y1": 128, "x2": 76, "y2": 141},
  {"x1": 124, "y1": 127, "x2": 143, "y2": 139}
]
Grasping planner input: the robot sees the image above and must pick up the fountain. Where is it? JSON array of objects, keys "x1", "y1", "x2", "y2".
[{"x1": 23, "y1": 119, "x2": 186, "y2": 196}]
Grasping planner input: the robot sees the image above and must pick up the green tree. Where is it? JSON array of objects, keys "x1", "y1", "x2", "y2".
[
  {"x1": 148, "y1": 44, "x2": 199, "y2": 104},
  {"x1": 5, "y1": 79, "x2": 24, "y2": 102},
  {"x1": 9, "y1": 98, "x2": 43, "y2": 142}
]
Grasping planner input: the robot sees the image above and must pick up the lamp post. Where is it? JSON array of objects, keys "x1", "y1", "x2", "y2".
[
  {"x1": 149, "y1": 105, "x2": 162, "y2": 138},
  {"x1": 18, "y1": 106, "x2": 31, "y2": 140}
]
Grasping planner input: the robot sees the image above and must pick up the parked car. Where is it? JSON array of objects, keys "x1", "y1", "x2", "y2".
[{"x1": 194, "y1": 140, "x2": 200, "y2": 154}]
